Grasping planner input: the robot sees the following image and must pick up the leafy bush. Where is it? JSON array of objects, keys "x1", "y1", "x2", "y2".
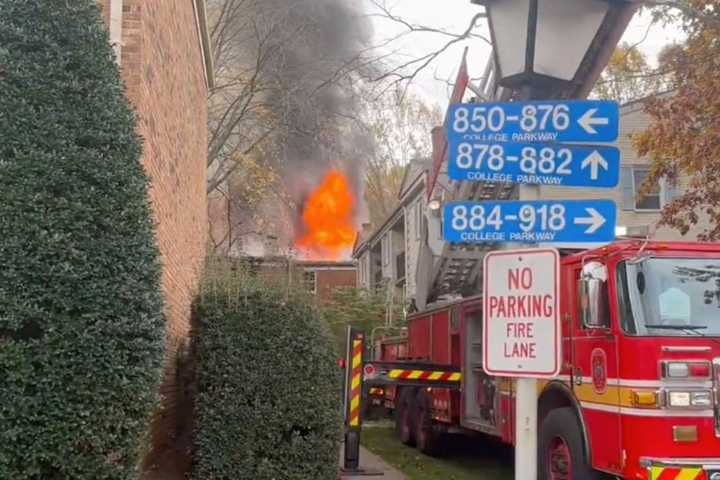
[
  {"x1": 321, "y1": 286, "x2": 391, "y2": 350},
  {"x1": 321, "y1": 283, "x2": 408, "y2": 356},
  {"x1": 193, "y1": 262, "x2": 342, "y2": 480},
  {"x1": 0, "y1": 1, "x2": 164, "y2": 478}
]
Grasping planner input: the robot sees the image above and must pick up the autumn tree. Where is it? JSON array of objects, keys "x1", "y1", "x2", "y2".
[
  {"x1": 634, "y1": 0, "x2": 720, "y2": 240},
  {"x1": 593, "y1": 42, "x2": 661, "y2": 103},
  {"x1": 208, "y1": 153, "x2": 293, "y2": 254},
  {"x1": 206, "y1": 0, "x2": 292, "y2": 194},
  {"x1": 363, "y1": 90, "x2": 442, "y2": 226}
]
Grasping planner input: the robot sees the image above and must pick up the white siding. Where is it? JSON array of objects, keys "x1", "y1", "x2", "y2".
[
  {"x1": 535, "y1": 104, "x2": 708, "y2": 241},
  {"x1": 357, "y1": 252, "x2": 371, "y2": 289},
  {"x1": 381, "y1": 233, "x2": 393, "y2": 279},
  {"x1": 404, "y1": 199, "x2": 425, "y2": 300}
]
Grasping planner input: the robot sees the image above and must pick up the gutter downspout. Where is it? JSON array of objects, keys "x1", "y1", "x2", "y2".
[
  {"x1": 192, "y1": 0, "x2": 215, "y2": 90},
  {"x1": 109, "y1": 0, "x2": 123, "y2": 66}
]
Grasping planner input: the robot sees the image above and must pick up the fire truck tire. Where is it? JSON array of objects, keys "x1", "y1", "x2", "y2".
[
  {"x1": 415, "y1": 390, "x2": 441, "y2": 456},
  {"x1": 395, "y1": 388, "x2": 417, "y2": 447},
  {"x1": 539, "y1": 407, "x2": 605, "y2": 480}
]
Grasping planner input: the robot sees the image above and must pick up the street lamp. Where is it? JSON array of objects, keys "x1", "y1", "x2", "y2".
[{"x1": 471, "y1": 0, "x2": 638, "y2": 98}]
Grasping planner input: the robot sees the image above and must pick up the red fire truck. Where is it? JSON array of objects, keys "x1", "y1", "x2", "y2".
[{"x1": 370, "y1": 240, "x2": 720, "y2": 480}]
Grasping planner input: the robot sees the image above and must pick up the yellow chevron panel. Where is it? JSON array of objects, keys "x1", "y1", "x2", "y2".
[
  {"x1": 676, "y1": 468, "x2": 702, "y2": 480},
  {"x1": 650, "y1": 466, "x2": 664, "y2": 480}
]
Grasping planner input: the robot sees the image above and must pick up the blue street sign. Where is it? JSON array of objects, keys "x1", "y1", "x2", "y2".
[
  {"x1": 447, "y1": 100, "x2": 619, "y2": 144},
  {"x1": 448, "y1": 142, "x2": 620, "y2": 188},
  {"x1": 443, "y1": 200, "x2": 617, "y2": 244}
]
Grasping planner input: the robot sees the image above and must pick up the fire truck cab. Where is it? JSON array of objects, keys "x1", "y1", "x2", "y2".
[{"x1": 380, "y1": 240, "x2": 720, "y2": 480}]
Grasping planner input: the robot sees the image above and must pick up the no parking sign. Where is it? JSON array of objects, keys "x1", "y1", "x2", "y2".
[{"x1": 483, "y1": 248, "x2": 561, "y2": 378}]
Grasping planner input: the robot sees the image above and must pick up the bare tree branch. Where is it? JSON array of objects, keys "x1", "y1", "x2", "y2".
[{"x1": 362, "y1": 0, "x2": 488, "y2": 99}]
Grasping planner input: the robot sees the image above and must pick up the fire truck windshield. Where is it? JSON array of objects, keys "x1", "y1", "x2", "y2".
[{"x1": 617, "y1": 258, "x2": 720, "y2": 336}]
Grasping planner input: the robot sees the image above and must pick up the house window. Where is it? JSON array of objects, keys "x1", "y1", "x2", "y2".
[
  {"x1": 622, "y1": 166, "x2": 682, "y2": 212},
  {"x1": 632, "y1": 168, "x2": 661, "y2": 210},
  {"x1": 303, "y1": 270, "x2": 317, "y2": 294}
]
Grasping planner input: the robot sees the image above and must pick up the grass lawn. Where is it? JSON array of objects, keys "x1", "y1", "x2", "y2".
[{"x1": 361, "y1": 423, "x2": 514, "y2": 480}]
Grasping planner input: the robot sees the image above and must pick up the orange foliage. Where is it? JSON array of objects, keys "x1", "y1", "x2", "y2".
[{"x1": 296, "y1": 170, "x2": 357, "y2": 260}]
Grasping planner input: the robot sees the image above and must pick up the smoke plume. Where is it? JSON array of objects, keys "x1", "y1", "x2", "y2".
[{"x1": 261, "y1": 0, "x2": 374, "y2": 229}]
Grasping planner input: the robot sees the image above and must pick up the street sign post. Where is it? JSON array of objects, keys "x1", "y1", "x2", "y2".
[
  {"x1": 444, "y1": 98, "x2": 620, "y2": 480},
  {"x1": 483, "y1": 248, "x2": 561, "y2": 377},
  {"x1": 447, "y1": 100, "x2": 619, "y2": 144},
  {"x1": 443, "y1": 199, "x2": 617, "y2": 244},
  {"x1": 448, "y1": 142, "x2": 620, "y2": 188}
]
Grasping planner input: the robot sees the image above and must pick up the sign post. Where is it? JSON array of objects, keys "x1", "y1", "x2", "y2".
[
  {"x1": 443, "y1": 96, "x2": 620, "y2": 479},
  {"x1": 483, "y1": 248, "x2": 561, "y2": 480}
]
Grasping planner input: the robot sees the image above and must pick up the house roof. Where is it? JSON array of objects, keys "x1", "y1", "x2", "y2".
[
  {"x1": 296, "y1": 260, "x2": 356, "y2": 270},
  {"x1": 231, "y1": 256, "x2": 355, "y2": 269},
  {"x1": 354, "y1": 158, "x2": 429, "y2": 258},
  {"x1": 353, "y1": 207, "x2": 404, "y2": 258},
  {"x1": 618, "y1": 90, "x2": 674, "y2": 115},
  {"x1": 398, "y1": 157, "x2": 430, "y2": 200}
]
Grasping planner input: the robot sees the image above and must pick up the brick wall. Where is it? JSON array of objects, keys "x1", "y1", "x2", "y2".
[
  {"x1": 316, "y1": 269, "x2": 357, "y2": 302},
  {"x1": 97, "y1": 1, "x2": 209, "y2": 477}
]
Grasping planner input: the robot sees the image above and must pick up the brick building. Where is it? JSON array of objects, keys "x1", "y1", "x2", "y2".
[
  {"x1": 297, "y1": 260, "x2": 357, "y2": 303},
  {"x1": 96, "y1": 1, "x2": 212, "y2": 476},
  {"x1": 234, "y1": 256, "x2": 357, "y2": 302}
]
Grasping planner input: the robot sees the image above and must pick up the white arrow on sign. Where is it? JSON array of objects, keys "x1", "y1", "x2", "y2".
[
  {"x1": 581, "y1": 150, "x2": 609, "y2": 180},
  {"x1": 574, "y1": 208, "x2": 606, "y2": 234},
  {"x1": 578, "y1": 108, "x2": 609, "y2": 134}
]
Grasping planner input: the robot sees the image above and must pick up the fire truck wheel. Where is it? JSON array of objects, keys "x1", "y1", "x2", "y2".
[
  {"x1": 539, "y1": 407, "x2": 604, "y2": 480},
  {"x1": 395, "y1": 388, "x2": 417, "y2": 447},
  {"x1": 415, "y1": 390, "x2": 441, "y2": 456}
]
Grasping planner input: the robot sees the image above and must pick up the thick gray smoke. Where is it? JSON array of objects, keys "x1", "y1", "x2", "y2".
[
  {"x1": 263, "y1": 0, "x2": 374, "y2": 214},
  {"x1": 209, "y1": 0, "x2": 374, "y2": 255}
]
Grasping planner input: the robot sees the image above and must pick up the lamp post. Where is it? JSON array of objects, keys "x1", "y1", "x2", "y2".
[
  {"x1": 472, "y1": 0, "x2": 639, "y2": 99},
  {"x1": 468, "y1": 1, "x2": 638, "y2": 479}
]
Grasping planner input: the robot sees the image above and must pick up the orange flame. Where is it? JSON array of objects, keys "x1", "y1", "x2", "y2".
[{"x1": 296, "y1": 170, "x2": 357, "y2": 260}]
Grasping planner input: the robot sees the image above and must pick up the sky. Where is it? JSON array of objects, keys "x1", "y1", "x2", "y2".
[{"x1": 364, "y1": 0, "x2": 685, "y2": 107}]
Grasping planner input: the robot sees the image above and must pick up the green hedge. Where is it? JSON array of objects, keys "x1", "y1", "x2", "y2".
[
  {"x1": 0, "y1": 1, "x2": 165, "y2": 478},
  {"x1": 193, "y1": 266, "x2": 343, "y2": 480}
]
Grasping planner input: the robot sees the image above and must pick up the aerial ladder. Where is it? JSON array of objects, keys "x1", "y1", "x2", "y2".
[{"x1": 415, "y1": 56, "x2": 514, "y2": 311}]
